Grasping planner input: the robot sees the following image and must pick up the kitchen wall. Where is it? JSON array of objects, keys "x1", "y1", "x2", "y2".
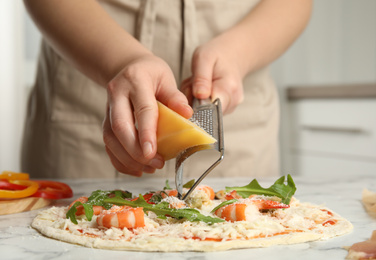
[
  {"x1": 1, "y1": 1, "x2": 375, "y2": 175},
  {"x1": 0, "y1": 1, "x2": 26, "y2": 172},
  {"x1": 269, "y1": 0, "x2": 376, "y2": 176}
]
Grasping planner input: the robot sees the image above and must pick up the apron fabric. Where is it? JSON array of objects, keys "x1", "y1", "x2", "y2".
[{"x1": 21, "y1": 0, "x2": 280, "y2": 180}]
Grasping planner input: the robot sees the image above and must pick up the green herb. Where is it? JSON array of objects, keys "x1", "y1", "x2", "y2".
[
  {"x1": 66, "y1": 189, "x2": 132, "y2": 224},
  {"x1": 149, "y1": 193, "x2": 164, "y2": 203},
  {"x1": 210, "y1": 199, "x2": 238, "y2": 213},
  {"x1": 163, "y1": 179, "x2": 195, "y2": 190},
  {"x1": 225, "y1": 174, "x2": 296, "y2": 205},
  {"x1": 104, "y1": 194, "x2": 224, "y2": 224},
  {"x1": 183, "y1": 179, "x2": 195, "y2": 189},
  {"x1": 163, "y1": 180, "x2": 171, "y2": 190}
]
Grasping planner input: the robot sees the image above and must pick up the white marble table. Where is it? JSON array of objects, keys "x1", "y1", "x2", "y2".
[{"x1": 1, "y1": 172, "x2": 375, "y2": 260}]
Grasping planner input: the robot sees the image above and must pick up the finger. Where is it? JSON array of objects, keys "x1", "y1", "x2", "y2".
[
  {"x1": 191, "y1": 51, "x2": 215, "y2": 100},
  {"x1": 105, "y1": 146, "x2": 143, "y2": 177},
  {"x1": 105, "y1": 141, "x2": 158, "y2": 175},
  {"x1": 107, "y1": 88, "x2": 145, "y2": 162},
  {"x1": 103, "y1": 105, "x2": 154, "y2": 171},
  {"x1": 156, "y1": 76, "x2": 193, "y2": 119},
  {"x1": 104, "y1": 109, "x2": 160, "y2": 175},
  {"x1": 180, "y1": 77, "x2": 193, "y2": 106},
  {"x1": 107, "y1": 81, "x2": 164, "y2": 167},
  {"x1": 103, "y1": 108, "x2": 142, "y2": 176},
  {"x1": 211, "y1": 88, "x2": 231, "y2": 114},
  {"x1": 110, "y1": 98, "x2": 164, "y2": 167},
  {"x1": 130, "y1": 84, "x2": 161, "y2": 161},
  {"x1": 211, "y1": 77, "x2": 243, "y2": 114}
]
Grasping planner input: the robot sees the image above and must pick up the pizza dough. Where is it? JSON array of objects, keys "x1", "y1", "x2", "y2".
[{"x1": 31, "y1": 195, "x2": 353, "y2": 252}]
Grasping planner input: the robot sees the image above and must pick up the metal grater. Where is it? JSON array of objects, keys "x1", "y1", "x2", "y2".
[{"x1": 175, "y1": 98, "x2": 224, "y2": 200}]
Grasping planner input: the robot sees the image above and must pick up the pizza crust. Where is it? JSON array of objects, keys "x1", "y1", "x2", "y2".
[{"x1": 31, "y1": 200, "x2": 353, "y2": 252}]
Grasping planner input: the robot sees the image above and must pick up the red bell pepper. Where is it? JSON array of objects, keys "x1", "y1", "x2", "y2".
[{"x1": 32, "y1": 180, "x2": 73, "y2": 199}]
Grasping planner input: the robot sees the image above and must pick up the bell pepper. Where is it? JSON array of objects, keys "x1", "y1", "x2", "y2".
[
  {"x1": 0, "y1": 171, "x2": 30, "y2": 180},
  {"x1": 32, "y1": 180, "x2": 73, "y2": 199},
  {"x1": 0, "y1": 179, "x2": 27, "y2": 190},
  {"x1": 0, "y1": 179, "x2": 39, "y2": 199}
]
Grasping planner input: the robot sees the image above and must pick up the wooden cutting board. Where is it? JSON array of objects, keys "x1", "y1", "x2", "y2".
[{"x1": 0, "y1": 197, "x2": 52, "y2": 215}]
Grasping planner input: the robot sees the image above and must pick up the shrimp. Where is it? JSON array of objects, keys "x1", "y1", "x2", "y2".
[
  {"x1": 96, "y1": 205, "x2": 145, "y2": 229},
  {"x1": 162, "y1": 196, "x2": 186, "y2": 209},
  {"x1": 215, "y1": 203, "x2": 248, "y2": 222},
  {"x1": 214, "y1": 200, "x2": 289, "y2": 222},
  {"x1": 160, "y1": 189, "x2": 178, "y2": 198},
  {"x1": 224, "y1": 190, "x2": 244, "y2": 200},
  {"x1": 69, "y1": 197, "x2": 104, "y2": 216},
  {"x1": 197, "y1": 185, "x2": 215, "y2": 200}
]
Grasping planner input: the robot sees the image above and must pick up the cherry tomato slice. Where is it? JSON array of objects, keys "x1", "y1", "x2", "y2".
[{"x1": 32, "y1": 180, "x2": 73, "y2": 200}]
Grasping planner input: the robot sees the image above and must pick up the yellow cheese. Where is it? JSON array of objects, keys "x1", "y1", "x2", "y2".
[{"x1": 157, "y1": 101, "x2": 216, "y2": 160}]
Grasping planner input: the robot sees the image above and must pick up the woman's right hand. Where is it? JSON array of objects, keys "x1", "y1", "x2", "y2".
[
  {"x1": 102, "y1": 54, "x2": 193, "y2": 177},
  {"x1": 23, "y1": 0, "x2": 194, "y2": 176}
]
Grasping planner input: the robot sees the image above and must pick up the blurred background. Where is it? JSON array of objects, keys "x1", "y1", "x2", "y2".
[{"x1": 1, "y1": 0, "x2": 375, "y2": 177}]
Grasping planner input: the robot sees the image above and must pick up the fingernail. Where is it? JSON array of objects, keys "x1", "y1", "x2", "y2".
[
  {"x1": 143, "y1": 142, "x2": 153, "y2": 157},
  {"x1": 149, "y1": 158, "x2": 164, "y2": 169},
  {"x1": 184, "y1": 103, "x2": 193, "y2": 111},
  {"x1": 194, "y1": 88, "x2": 209, "y2": 97},
  {"x1": 143, "y1": 166, "x2": 156, "y2": 174}
]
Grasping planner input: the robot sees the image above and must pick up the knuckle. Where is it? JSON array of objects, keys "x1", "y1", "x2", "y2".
[
  {"x1": 106, "y1": 80, "x2": 117, "y2": 95},
  {"x1": 102, "y1": 129, "x2": 114, "y2": 146},
  {"x1": 193, "y1": 47, "x2": 212, "y2": 61},
  {"x1": 110, "y1": 119, "x2": 126, "y2": 134},
  {"x1": 122, "y1": 64, "x2": 146, "y2": 83},
  {"x1": 130, "y1": 148, "x2": 147, "y2": 163},
  {"x1": 192, "y1": 76, "x2": 211, "y2": 88},
  {"x1": 226, "y1": 78, "x2": 241, "y2": 91},
  {"x1": 237, "y1": 93, "x2": 245, "y2": 105},
  {"x1": 133, "y1": 104, "x2": 156, "y2": 120},
  {"x1": 123, "y1": 65, "x2": 138, "y2": 79}
]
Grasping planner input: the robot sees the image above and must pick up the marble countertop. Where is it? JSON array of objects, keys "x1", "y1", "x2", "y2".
[{"x1": 1, "y1": 172, "x2": 375, "y2": 260}]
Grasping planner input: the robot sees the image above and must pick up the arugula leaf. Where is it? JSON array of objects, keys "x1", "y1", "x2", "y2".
[
  {"x1": 65, "y1": 201, "x2": 81, "y2": 224},
  {"x1": 66, "y1": 190, "x2": 132, "y2": 224},
  {"x1": 163, "y1": 180, "x2": 171, "y2": 190},
  {"x1": 225, "y1": 174, "x2": 296, "y2": 205},
  {"x1": 183, "y1": 179, "x2": 195, "y2": 189},
  {"x1": 210, "y1": 199, "x2": 238, "y2": 214},
  {"x1": 163, "y1": 179, "x2": 195, "y2": 190},
  {"x1": 149, "y1": 193, "x2": 164, "y2": 203},
  {"x1": 113, "y1": 190, "x2": 132, "y2": 199},
  {"x1": 104, "y1": 195, "x2": 224, "y2": 224}
]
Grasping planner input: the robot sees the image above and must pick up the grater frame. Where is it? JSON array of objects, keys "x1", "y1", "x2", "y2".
[{"x1": 175, "y1": 98, "x2": 224, "y2": 200}]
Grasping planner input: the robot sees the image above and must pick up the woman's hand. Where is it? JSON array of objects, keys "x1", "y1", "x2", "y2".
[
  {"x1": 181, "y1": 34, "x2": 245, "y2": 115},
  {"x1": 181, "y1": 0, "x2": 312, "y2": 115},
  {"x1": 103, "y1": 54, "x2": 192, "y2": 176}
]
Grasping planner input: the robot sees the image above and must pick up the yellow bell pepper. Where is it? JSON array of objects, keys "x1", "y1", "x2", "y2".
[
  {"x1": 0, "y1": 180, "x2": 39, "y2": 199},
  {"x1": 0, "y1": 171, "x2": 30, "y2": 180}
]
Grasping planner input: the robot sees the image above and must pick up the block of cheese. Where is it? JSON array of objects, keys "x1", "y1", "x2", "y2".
[{"x1": 157, "y1": 101, "x2": 216, "y2": 160}]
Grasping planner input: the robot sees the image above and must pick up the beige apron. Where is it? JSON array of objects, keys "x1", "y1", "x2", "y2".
[{"x1": 21, "y1": 0, "x2": 279, "y2": 180}]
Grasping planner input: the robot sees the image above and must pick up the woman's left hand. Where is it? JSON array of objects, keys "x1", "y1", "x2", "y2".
[
  {"x1": 181, "y1": 34, "x2": 245, "y2": 115},
  {"x1": 181, "y1": 0, "x2": 313, "y2": 115}
]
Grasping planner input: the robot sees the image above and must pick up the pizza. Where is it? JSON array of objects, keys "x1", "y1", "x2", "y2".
[{"x1": 31, "y1": 175, "x2": 353, "y2": 252}]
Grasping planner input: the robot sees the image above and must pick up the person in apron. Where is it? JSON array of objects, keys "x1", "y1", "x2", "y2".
[{"x1": 22, "y1": 0, "x2": 312, "y2": 179}]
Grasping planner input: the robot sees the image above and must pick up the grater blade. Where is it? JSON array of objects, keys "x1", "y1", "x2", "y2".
[{"x1": 175, "y1": 98, "x2": 224, "y2": 200}]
